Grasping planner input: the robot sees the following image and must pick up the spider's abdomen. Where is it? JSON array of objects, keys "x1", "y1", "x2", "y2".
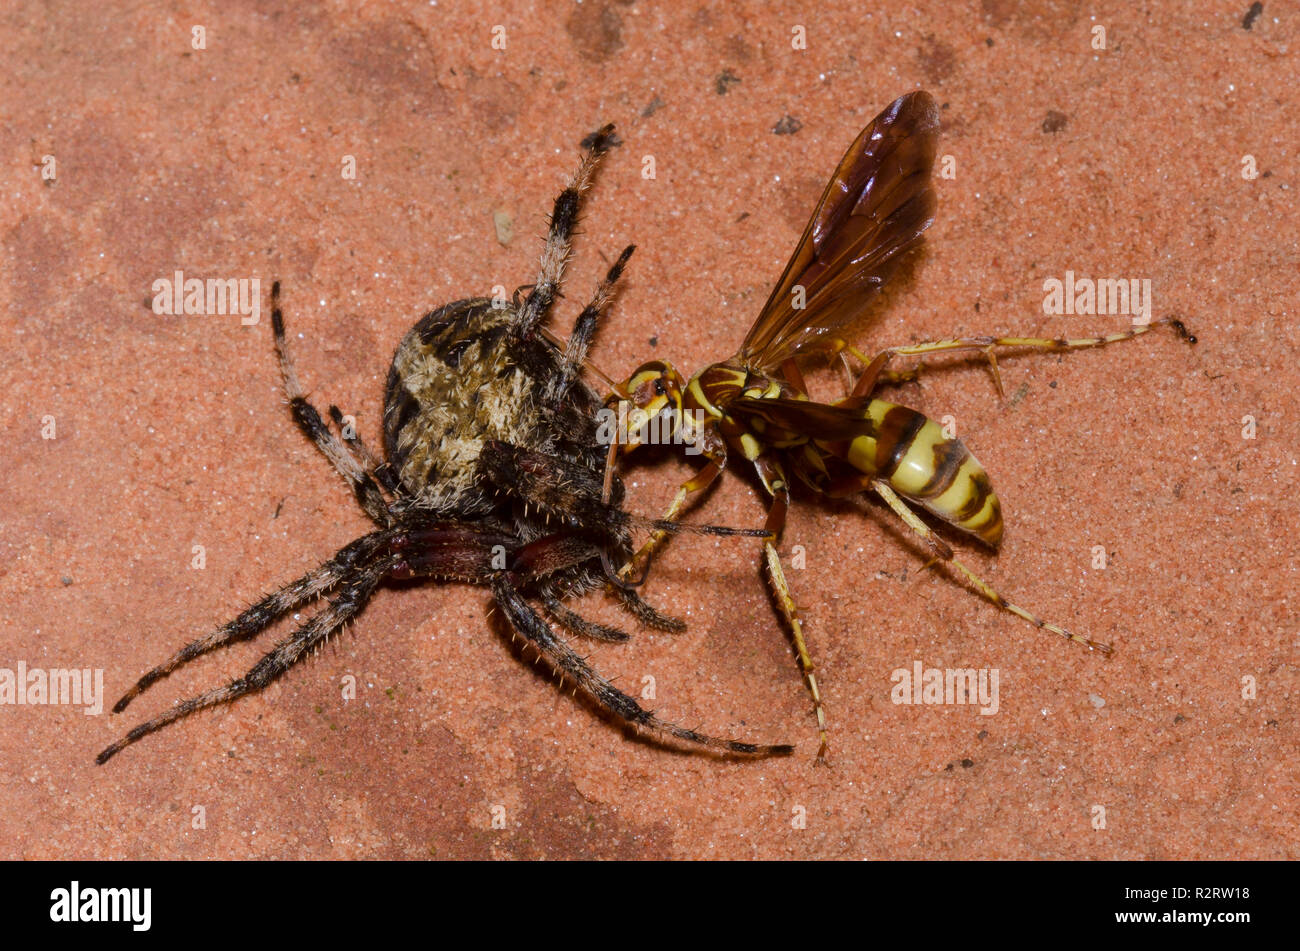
[{"x1": 384, "y1": 298, "x2": 554, "y2": 513}]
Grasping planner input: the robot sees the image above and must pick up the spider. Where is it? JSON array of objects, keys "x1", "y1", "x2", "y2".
[{"x1": 96, "y1": 126, "x2": 791, "y2": 765}]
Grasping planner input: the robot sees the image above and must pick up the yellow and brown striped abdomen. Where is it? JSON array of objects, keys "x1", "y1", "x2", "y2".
[{"x1": 830, "y1": 399, "x2": 1003, "y2": 547}]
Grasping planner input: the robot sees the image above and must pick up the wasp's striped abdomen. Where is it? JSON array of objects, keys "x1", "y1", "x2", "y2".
[{"x1": 832, "y1": 400, "x2": 1003, "y2": 547}]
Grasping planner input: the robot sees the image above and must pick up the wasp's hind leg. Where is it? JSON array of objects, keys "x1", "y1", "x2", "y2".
[
  {"x1": 835, "y1": 320, "x2": 1172, "y2": 400},
  {"x1": 866, "y1": 479, "x2": 1114, "y2": 654}
]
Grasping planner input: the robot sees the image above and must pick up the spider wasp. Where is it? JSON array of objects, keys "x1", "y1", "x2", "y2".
[
  {"x1": 97, "y1": 126, "x2": 788, "y2": 765},
  {"x1": 606, "y1": 91, "x2": 1186, "y2": 757}
]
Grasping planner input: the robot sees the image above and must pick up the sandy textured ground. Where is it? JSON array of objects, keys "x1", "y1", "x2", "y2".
[{"x1": 1, "y1": 1, "x2": 1295, "y2": 859}]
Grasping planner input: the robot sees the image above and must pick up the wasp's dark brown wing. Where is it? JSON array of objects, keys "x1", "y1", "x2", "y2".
[
  {"x1": 740, "y1": 91, "x2": 940, "y2": 371},
  {"x1": 728, "y1": 396, "x2": 878, "y2": 442}
]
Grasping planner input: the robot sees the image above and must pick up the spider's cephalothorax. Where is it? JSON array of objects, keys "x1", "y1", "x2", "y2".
[{"x1": 97, "y1": 126, "x2": 791, "y2": 765}]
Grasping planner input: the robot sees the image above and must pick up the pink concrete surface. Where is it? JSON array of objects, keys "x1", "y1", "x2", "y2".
[{"x1": 1, "y1": 1, "x2": 1295, "y2": 859}]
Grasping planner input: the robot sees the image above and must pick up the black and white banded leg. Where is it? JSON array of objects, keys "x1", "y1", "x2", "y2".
[
  {"x1": 551, "y1": 244, "x2": 635, "y2": 403},
  {"x1": 513, "y1": 125, "x2": 622, "y2": 341},
  {"x1": 271, "y1": 282, "x2": 393, "y2": 527},
  {"x1": 108, "y1": 532, "x2": 388, "y2": 717}
]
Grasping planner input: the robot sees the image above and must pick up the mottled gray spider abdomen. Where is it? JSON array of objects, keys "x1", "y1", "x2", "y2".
[{"x1": 383, "y1": 298, "x2": 545, "y2": 515}]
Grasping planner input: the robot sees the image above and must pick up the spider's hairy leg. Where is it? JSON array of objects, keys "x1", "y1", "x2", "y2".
[
  {"x1": 551, "y1": 244, "x2": 635, "y2": 403},
  {"x1": 611, "y1": 584, "x2": 687, "y2": 633},
  {"x1": 479, "y1": 439, "x2": 630, "y2": 535},
  {"x1": 110, "y1": 532, "x2": 388, "y2": 715},
  {"x1": 97, "y1": 554, "x2": 387, "y2": 765},
  {"x1": 529, "y1": 525, "x2": 688, "y2": 635},
  {"x1": 490, "y1": 576, "x2": 792, "y2": 757},
  {"x1": 327, "y1": 403, "x2": 402, "y2": 496},
  {"x1": 537, "y1": 572, "x2": 681, "y2": 641},
  {"x1": 271, "y1": 281, "x2": 393, "y2": 526},
  {"x1": 514, "y1": 125, "x2": 622, "y2": 340},
  {"x1": 479, "y1": 439, "x2": 764, "y2": 631},
  {"x1": 540, "y1": 590, "x2": 632, "y2": 643},
  {"x1": 405, "y1": 528, "x2": 672, "y2": 654},
  {"x1": 100, "y1": 522, "x2": 537, "y2": 763}
]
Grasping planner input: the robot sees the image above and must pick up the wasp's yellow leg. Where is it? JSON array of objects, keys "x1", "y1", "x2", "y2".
[
  {"x1": 837, "y1": 321, "x2": 1163, "y2": 400},
  {"x1": 755, "y1": 457, "x2": 829, "y2": 760},
  {"x1": 871, "y1": 480, "x2": 1114, "y2": 655},
  {"x1": 822, "y1": 342, "x2": 922, "y2": 400},
  {"x1": 617, "y1": 460, "x2": 724, "y2": 581}
]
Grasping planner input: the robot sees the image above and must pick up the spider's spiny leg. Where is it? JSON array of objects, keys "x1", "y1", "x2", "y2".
[
  {"x1": 613, "y1": 585, "x2": 686, "y2": 633},
  {"x1": 550, "y1": 244, "x2": 635, "y2": 403},
  {"x1": 491, "y1": 577, "x2": 790, "y2": 757},
  {"x1": 537, "y1": 325, "x2": 622, "y2": 393},
  {"x1": 110, "y1": 532, "x2": 388, "y2": 714},
  {"x1": 271, "y1": 282, "x2": 392, "y2": 527},
  {"x1": 478, "y1": 440, "x2": 627, "y2": 540},
  {"x1": 540, "y1": 589, "x2": 632, "y2": 643},
  {"x1": 97, "y1": 556, "x2": 385, "y2": 764},
  {"x1": 514, "y1": 125, "x2": 621, "y2": 340},
  {"x1": 327, "y1": 403, "x2": 402, "y2": 496}
]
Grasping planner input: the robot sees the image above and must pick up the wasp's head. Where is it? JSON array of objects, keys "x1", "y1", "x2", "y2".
[{"x1": 608, "y1": 360, "x2": 688, "y2": 451}]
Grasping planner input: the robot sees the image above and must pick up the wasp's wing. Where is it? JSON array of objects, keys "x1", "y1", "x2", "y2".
[
  {"x1": 740, "y1": 91, "x2": 940, "y2": 371},
  {"x1": 728, "y1": 396, "x2": 878, "y2": 442}
]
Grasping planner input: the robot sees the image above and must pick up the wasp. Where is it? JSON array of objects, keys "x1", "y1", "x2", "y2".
[
  {"x1": 606, "y1": 91, "x2": 1184, "y2": 757},
  {"x1": 98, "y1": 126, "x2": 787, "y2": 765}
]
